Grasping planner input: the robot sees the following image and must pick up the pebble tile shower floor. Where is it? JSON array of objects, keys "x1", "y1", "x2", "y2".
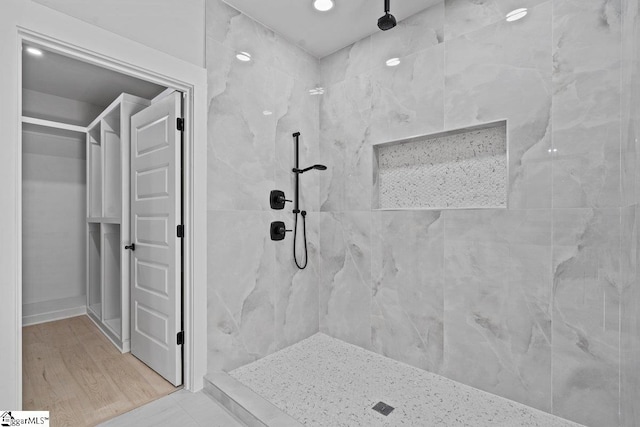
[{"x1": 230, "y1": 334, "x2": 583, "y2": 427}]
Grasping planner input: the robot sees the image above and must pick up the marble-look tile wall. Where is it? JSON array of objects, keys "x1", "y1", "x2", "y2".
[
  {"x1": 203, "y1": 0, "x2": 639, "y2": 426},
  {"x1": 620, "y1": 0, "x2": 640, "y2": 426},
  {"x1": 205, "y1": 0, "x2": 320, "y2": 373},
  {"x1": 318, "y1": 1, "x2": 634, "y2": 426}
]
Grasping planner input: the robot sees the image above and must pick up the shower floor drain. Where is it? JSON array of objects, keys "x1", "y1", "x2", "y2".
[{"x1": 372, "y1": 401, "x2": 394, "y2": 416}]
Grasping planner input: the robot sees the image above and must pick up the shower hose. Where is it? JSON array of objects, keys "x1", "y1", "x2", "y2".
[{"x1": 293, "y1": 210, "x2": 308, "y2": 269}]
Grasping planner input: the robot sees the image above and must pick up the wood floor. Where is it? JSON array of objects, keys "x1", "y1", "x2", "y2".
[{"x1": 23, "y1": 315, "x2": 178, "y2": 427}]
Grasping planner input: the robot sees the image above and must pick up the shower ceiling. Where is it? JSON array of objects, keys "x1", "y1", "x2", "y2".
[{"x1": 222, "y1": 0, "x2": 439, "y2": 58}]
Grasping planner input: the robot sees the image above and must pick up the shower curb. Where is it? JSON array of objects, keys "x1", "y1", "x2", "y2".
[{"x1": 203, "y1": 372, "x2": 303, "y2": 427}]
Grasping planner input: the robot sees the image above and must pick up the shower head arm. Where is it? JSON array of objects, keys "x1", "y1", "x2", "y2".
[
  {"x1": 385, "y1": 0, "x2": 390, "y2": 13},
  {"x1": 292, "y1": 166, "x2": 314, "y2": 174},
  {"x1": 292, "y1": 164, "x2": 327, "y2": 174}
]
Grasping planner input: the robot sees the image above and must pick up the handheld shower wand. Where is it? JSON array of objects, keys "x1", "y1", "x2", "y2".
[{"x1": 291, "y1": 132, "x2": 326, "y2": 270}]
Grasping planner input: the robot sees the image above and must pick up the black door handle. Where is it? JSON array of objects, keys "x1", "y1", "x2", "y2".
[{"x1": 125, "y1": 243, "x2": 135, "y2": 251}]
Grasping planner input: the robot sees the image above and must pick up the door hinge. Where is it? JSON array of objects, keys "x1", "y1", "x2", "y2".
[
  {"x1": 177, "y1": 331, "x2": 184, "y2": 345},
  {"x1": 177, "y1": 224, "x2": 184, "y2": 238},
  {"x1": 177, "y1": 117, "x2": 184, "y2": 131}
]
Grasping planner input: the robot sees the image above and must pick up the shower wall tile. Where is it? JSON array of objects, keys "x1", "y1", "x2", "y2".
[
  {"x1": 319, "y1": 38, "x2": 447, "y2": 213},
  {"x1": 342, "y1": 141, "x2": 374, "y2": 213},
  {"x1": 444, "y1": 1, "x2": 553, "y2": 209},
  {"x1": 368, "y1": 2, "x2": 444, "y2": 70},
  {"x1": 369, "y1": 43, "x2": 445, "y2": 145},
  {"x1": 320, "y1": 2, "x2": 445, "y2": 87},
  {"x1": 206, "y1": 0, "x2": 321, "y2": 211},
  {"x1": 208, "y1": 40, "x2": 296, "y2": 103},
  {"x1": 206, "y1": 0, "x2": 636, "y2": 423},
  {"x1": 319, "y1": 212, "x2": 372, "y2": 350},
  {"x1": 207, "y1": 211, "x2": 277, "y2": 373},
  {"x1": 442, "y1": 209, "x2": 553, "y2": 412},
  {"x1": 206, "y1": 0, "x2": 319, "y2": 80},
  {"x1": 206, "y1": 38, "x2": 235, "y2": 101},
  {"x1": 319, "y1": 76, "x2": 373, "y2": 212},
  {"x1": 206, "y1": 0, "x2": 321, "y2": 374},
  {"x1": 551, "y1": 208, "x2": 621, "y2": 427},
  {"x1": 621, "y1": 1, "x2": 640, "y2": 425},
  {"x1": 621, "y1": 99, "x2": 638, "y2": 208},
  {"x1": 621, "y1": 205, "x2": 639, "y2": 427},
  {"x1": 443, "y1": 0, "x2": 549, "y2": 41},
  {"x1": 274, "y1": 78, "x2": 321, "y2": 213},
  {"x1": 320, "y1": 2, "x2": 445, "y2": 88},
  {"x1": 622, "y1": 0, "x2": 640, "y2": 207},
  {"x1": 206, "y1": 0, "x2": 241, "y2": 46},
  {"x1": 318, "y1": 123, "x2": 371, "y2": 212},
  {"x1": 274, "y1": 214, "x2": 320, "y2": 350},
  {"x1": 371, "y1": 210, "x2": 444, "y2": 374},
  {"x1": 552, "y1": 0, "x2": 622, "y2": 208},
  {"x1": 315, "y1": 0, "x2": 633, "y2": 424},
  {"x1": 207, "y1": 40, "x2": 294, "y2": 211},
  {"x1": 319, "y1": 38, "x2": 372, "y2": 86}
]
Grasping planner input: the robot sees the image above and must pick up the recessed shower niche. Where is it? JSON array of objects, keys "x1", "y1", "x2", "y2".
[{"x1": 373, "y1": 121, "x2": 507, "y2": 210}]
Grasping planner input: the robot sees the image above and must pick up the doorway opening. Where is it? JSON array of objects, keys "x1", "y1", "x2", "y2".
[{"x1": 21, "y1": 41, "x2": 186, "y2": 425}]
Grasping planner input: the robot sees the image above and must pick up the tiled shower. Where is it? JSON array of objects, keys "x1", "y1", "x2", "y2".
[{"x1": 205, "y1": 0, "x2": 640, "y2": 426}]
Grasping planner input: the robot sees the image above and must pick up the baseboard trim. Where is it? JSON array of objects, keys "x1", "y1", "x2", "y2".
[{"x1": 22, "y1": 299, "x2": 86, "y2": 326}]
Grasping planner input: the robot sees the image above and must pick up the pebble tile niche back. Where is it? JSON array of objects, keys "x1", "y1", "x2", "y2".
[{"x1": 373, "y1": 121, "x2": 507, "y2": 210}]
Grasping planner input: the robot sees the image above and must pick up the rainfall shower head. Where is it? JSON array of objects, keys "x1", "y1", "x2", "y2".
[{"x1": 378, "y1": 0, "x2": 397, "y2": 31}]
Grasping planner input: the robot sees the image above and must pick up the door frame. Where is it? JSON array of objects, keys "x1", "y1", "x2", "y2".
[{"x1": 2, "y1": 1, "x2": 207, "y2": 409}]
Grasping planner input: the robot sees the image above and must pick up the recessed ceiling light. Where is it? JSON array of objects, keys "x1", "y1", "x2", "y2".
[
  {"x1": 506, "y1": 8, "x2": 528, "y2": 22},
  {"x1": 26, "y1": 47, "x2": 43, "y2": 56},
  {"x1": 385, "y1": 57, "x2": 401, "y2": 67},
  {"x1": 236, "y1": 51, "x2": 251, "y2": 62},
  {"x1": 263, "y1": 110, "x2": 273, "y2": 116},
  {"x1": 313, "y1": 0, "x2": 334, "y2": 12},
  {"x1": 309, "y1": 87, "x2": 325, "y2": 95}
]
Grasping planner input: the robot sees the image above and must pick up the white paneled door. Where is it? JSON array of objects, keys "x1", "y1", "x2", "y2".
[{"x1": 129, "y1": 92, "x2": 182, "y2": 386}]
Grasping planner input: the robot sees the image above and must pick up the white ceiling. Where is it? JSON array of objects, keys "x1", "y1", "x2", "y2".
[
  {"x1": 22, "y1": 45, "x2": 166, "y2": 108},
  {"x1": 223, "y1": 0, "x2": 439, "y2": 58}
]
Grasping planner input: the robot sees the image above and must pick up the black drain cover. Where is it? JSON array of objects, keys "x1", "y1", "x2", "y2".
[{"x1": 372, "y1": 401, "x2": 394, "y2": 416}]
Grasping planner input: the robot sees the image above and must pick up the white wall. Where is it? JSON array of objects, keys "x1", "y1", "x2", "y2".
[
  {"x1": 22, "y1": 91, "x2": 101, "y2": 309},
  {"x1": 22, "y1": 129, "x2": 86, "y2": 305},
  {"x1": 30, "y1": 0, "x2": 205, "y2": 67},
  {"x1": 22, "y1": 89, "x2": 104, "y2": 126},
  {"x1": 1, "y1": 0, "x2": 208, "y2": 409}
]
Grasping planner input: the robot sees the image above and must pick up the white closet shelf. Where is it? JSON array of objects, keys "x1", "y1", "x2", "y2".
[
  {"x1": 87, "y1": 93, "x2": 150, "y2": 130},
  {"x1": 87, "y1": 217, "x2": 121, "y2": 224},
  {"x1": 22, "y1": 116, "x2": 87, "y2": 134}
]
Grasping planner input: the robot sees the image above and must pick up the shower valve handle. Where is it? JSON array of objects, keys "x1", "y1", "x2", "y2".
[
  {"x1": 270, "y1": 190, "x2": 291, "y2": 210},
  {"x1": 270, "y1": 221, "x2": 291, "y2": 241}
]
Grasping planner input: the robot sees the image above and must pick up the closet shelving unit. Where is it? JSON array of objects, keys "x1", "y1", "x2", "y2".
[{"x1": 86, "y1": 93, "x2": 150, "y2": 352}]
